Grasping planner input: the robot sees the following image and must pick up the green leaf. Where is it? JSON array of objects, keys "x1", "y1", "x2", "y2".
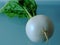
[
  {"x1": 24, "y1": 0, "x2": 37, "y2": 16},
  {"x1": 0, "y1": 0, "x2": 37, "y2": 18}
]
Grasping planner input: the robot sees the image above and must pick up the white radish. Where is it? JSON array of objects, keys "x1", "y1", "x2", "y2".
[{"x1": 26, "y1": 15, "x2": 54, "y2": 42}]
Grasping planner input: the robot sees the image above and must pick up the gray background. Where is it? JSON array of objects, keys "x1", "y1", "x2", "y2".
[{"x1": 0, "y1": 0, "x2": 60, "y2": 45}]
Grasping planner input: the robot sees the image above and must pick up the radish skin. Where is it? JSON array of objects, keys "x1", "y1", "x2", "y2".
[{"x1": 26, "y1": 15, "x2": 54, "y2": 42}]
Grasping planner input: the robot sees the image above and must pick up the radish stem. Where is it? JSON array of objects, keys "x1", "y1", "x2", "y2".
[{"x1": 23, "y1": 6, "x2": 32, "y2": 18}]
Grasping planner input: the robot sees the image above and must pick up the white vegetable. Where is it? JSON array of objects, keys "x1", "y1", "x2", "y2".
[{"x1": 26, "y1": 15, "x2": 54, "y2": 42}]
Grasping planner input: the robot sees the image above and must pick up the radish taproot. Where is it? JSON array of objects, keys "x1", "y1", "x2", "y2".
[{"x1": 26, "y1": 15, "x2": 54, "y2": 42}]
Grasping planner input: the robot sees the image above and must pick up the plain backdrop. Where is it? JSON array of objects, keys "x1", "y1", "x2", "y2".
[{"x1": 0, "y1": 0, "x2": 60, "y2": 45}]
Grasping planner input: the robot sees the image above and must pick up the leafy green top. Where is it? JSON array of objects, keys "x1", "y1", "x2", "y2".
[{"x1": 0, "y1": 0, "x2": 37, "y2": 19}]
